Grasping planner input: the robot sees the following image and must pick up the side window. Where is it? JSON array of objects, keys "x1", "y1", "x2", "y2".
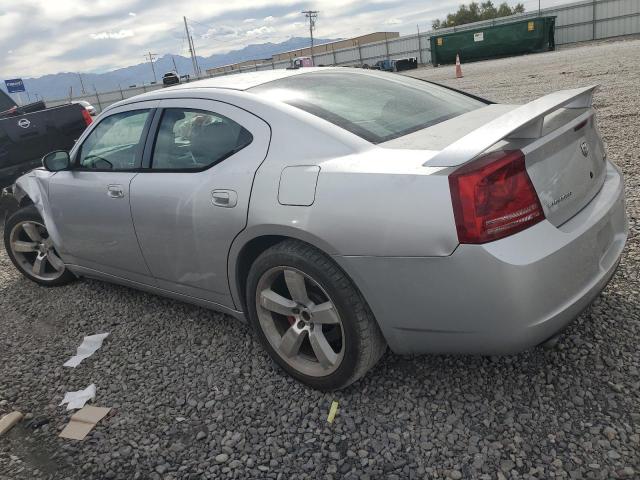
[
  {"x1": 151, "y1": 108, "x2": 253, "y2": 170},
  {"x1": 77, "y1": 110, "x2": 150, "y2": 170}
]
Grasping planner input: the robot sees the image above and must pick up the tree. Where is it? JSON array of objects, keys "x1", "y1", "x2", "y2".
[
  {"x1": 432, "y1": 1, "x2": 525, "y2": 29},
  {"x1": 480, "y1": 1, "x2": 498, "y2": 20},
  {"x1": 497, "y1": 2, "x2": 513, "y2": 17}
]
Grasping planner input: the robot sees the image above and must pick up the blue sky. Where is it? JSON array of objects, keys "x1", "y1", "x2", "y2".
[{"x1": 0, "y1": 0, "x2": 570, "y2": 78}]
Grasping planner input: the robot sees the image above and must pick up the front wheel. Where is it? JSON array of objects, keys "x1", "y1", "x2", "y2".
[
  {"x1": 246, "y1": 240, "x2": 386, "y2": 390},
  {"x1": 4, "y1": 205, "x2": 75, "y2": 286}
]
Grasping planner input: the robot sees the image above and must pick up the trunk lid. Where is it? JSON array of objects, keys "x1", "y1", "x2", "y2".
[{"x1": 523, "y1": 108, "x2": 606, "y2": 226}]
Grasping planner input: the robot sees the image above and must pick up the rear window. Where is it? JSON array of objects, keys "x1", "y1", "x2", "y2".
[{"x1": 249, "y1": 71, "x2": 486, "y2": 144}]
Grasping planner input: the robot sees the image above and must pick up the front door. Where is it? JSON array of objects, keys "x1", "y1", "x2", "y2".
[
  {"x1": 129, "y1": 99, "x2": 270, "y2": 308},
  {"x1": 48, "y1": 102, "x2": 157, "y2": 282}
]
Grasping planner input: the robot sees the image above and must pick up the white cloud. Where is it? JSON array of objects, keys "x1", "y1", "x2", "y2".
[
  {"x1": 245, "y1": 26, "x2": 275, "y2": 37},
  {"x1": 201, "y1": 26, "x2": 238, "y2": 39},
  {"x1": 128, "y1": 12, "x2": 137, "y2": 16},
  {"x1": 263, "y1": 16, "x2": 275, "y2": 22},
  {"x1": 384, "y1": 18, "x2": 402, "y2": 25},
  {"x1": 90, "y1": 30, "x2": 135, "y2": 40},
  {"x1": 243, "y1": 18, "x2": 255, "y2": 23}
]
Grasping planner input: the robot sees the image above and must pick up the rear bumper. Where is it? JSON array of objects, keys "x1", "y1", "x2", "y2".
[{"x1": 335, "y1": 161, "x2": 628, "y2": 355}]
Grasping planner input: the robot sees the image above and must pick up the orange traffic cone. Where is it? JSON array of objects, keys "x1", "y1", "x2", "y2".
[{"x1": 455, "y1": 53, "x2": 463, "y2": 78}]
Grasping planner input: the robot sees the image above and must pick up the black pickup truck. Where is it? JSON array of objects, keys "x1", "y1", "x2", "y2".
[{"x1": 0, "y1": 89, "x2": 92, "y2": 188}]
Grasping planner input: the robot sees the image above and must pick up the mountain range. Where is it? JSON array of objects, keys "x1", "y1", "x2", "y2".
[{"x1": 4, "y1": 37, "x2": 337, "y2": 102}]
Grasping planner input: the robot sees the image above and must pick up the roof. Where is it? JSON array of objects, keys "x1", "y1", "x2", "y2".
[{"x1": 167, "y1": 67, "x2": 333, "y2": 91}]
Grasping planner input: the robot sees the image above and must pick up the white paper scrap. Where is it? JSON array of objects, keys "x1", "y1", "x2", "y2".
[
  {"x1": 64, "y1": 333, "x2": 109, "y2": 368},
  {"x1": 59, "y1": 384, "x2": 96, "y2": 411}
]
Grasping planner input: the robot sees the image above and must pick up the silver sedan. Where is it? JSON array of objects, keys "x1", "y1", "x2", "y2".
[{"x1": 3, "y1": 68, "x2": 627, "y2": 390}]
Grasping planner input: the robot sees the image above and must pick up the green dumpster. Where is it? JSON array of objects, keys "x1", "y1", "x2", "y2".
[{"x1": 430, "y1": 16, "x2": 556, "y2": 65}]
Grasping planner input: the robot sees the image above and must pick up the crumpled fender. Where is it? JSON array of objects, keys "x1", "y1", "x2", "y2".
[{"x1": 8, "y1": 170, "x2": 64, "y2": 251}]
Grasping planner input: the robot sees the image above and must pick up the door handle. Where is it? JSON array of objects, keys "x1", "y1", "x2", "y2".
[
  {"x1": 107, "y1": 184, "x2": 125, "y2": 199},
  {"x1": 211, "y1": 189, "x2": 237, "y2": 208}
]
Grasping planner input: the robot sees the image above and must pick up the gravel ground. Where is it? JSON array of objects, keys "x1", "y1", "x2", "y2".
[{"x1": 1, "y1": 38, "x2": 639, "y2": 480}]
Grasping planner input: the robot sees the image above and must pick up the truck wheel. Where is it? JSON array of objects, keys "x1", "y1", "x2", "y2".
[
  {"x1": 246, "y1": 239, "x2": 386, "y2": 391},
  {"x1": 4, "y1": 205, "x2": 75, "y2": 286}
]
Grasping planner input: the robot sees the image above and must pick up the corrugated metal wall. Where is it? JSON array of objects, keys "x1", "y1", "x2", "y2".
[{"x1": 49, "y1": 0, "x2": 640, "y2": 109}]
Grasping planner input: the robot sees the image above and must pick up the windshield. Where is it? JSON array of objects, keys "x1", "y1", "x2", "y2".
[{"x1": 249, "y1": 71, "x2": 486, "y2": 144}]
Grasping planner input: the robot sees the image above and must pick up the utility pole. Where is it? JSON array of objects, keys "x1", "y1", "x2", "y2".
[
  {"x1": 92, "y1": 84, "x2": 102, "y2": 112},
  {"x1": 77, "y1": 72, "x2": 86, "y2": 95},
  {"x1": 592, "y1": 0, "x2": 596, "y2": 39},
  {"x1": 145, "y1": 51, "x2": 158, "y2": 83},
  {"x1": 302, "y1": 10, "x2": 318, "y2": 65},
  {"x1": 171, "y1": 55, "x2": 179, "y2": 75},
  {"x1": 190, "y1": 35, "x2": 202, "y2": 76},
  {"x1": 417, "y1": 24, "x2": 422, "y2": 64},
  {"x1": 183, "y1": 17, "x2": 200, "y2": 78}
]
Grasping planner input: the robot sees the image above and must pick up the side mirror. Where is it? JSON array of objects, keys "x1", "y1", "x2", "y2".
[{"x1": 42, "y1": 151, "x2": 71, "y2": 172}]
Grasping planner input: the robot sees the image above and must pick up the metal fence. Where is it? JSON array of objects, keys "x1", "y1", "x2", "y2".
[{"x1": 48, "y1": 0, "x2": 640, "y2": 112}]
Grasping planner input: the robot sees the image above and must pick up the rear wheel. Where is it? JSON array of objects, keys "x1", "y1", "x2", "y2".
[
  {"x1": 246, "y1": 240, "x2": 386, "y2": 390},
  {"x1": 4, "y1": 205, "x2": 75, "y2": 286}
]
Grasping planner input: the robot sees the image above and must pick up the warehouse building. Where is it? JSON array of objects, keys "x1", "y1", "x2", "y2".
[{"x1": 205, "y1": 32, "x2": 400, "y2": 76}]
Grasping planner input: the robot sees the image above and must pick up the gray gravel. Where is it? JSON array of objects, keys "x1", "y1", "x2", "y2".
[{"x1": 1, "y1": 38, "x2": 640, "y2": 479}]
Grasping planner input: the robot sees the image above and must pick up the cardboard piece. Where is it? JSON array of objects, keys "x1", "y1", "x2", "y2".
[
  {"x1": 59, "y1": 406, "x2": 111, "y2": 440},
  {"x1": 0, "y1": 411, "x2": 23, "y2": 435}
]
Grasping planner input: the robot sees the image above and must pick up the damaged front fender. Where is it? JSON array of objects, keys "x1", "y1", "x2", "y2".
[{"x1": 1, "y1": 170, "x2": 62, "y2": 248}]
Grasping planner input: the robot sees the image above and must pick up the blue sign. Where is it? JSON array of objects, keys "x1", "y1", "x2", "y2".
[{"x1": 5, "y1": 78, "x2": 25, "y2": 93}]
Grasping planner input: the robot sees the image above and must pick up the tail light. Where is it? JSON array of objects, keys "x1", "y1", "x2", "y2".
[
  {"x1": 448, "y1": 150, "x2": 544, "y2": 244},
  {"x1": 81, "y1": 108, "x2": 93, "y2": 126}
]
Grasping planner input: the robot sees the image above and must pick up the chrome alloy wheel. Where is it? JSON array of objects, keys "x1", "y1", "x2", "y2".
[
  {"x1": 9, "y1": 221, "x2": 66, "y2": 281},
  {"x1": 256, "y1": 267, "x2": 345, "y2": 377}
]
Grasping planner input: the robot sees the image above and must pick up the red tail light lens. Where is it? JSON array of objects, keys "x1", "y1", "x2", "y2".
[
  {"x1": 448, "y1": 150, "x2": 544, "y2": 244},
  {"x1": 81, "y1": 108, "x2": 93, "y2": 126}
]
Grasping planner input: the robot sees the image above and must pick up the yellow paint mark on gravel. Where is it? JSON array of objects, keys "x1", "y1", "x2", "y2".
[{"x1": 327, "y1": 401, "x2": 339, "y2": 423}]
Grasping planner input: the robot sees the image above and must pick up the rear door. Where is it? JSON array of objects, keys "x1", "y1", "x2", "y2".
[
  {"x1": 129, "y1": 98, "x2": 270, "y2": 308},
  {"x1": 48, "y1": 101, "x2": 158, "y2": 282}
]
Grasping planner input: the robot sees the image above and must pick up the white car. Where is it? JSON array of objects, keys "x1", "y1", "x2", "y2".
[{"x1": 4, "y1": 68, "x2": 627, "y2": 390}]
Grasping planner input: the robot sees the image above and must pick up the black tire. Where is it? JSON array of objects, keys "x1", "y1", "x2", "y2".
[
  {"x1": 4, "y1": 205, "x2": 75, "y2": 287},
  {"x1": 246, "y1": 239, "x2": 386, "y2": 390}
]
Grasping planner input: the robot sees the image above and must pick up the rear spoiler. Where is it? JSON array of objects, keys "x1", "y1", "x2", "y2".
[{"x1": 425, "y1": 85, "x2": 598, "y2": 167}]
